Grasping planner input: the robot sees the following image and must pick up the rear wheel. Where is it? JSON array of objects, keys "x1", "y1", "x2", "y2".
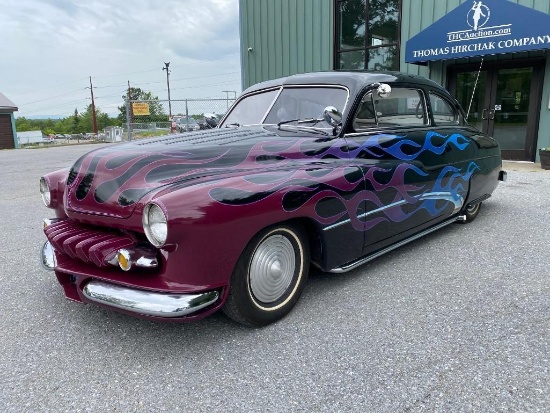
[
  {"x1": 223, "y1": 223, "x2": 309, "y2": 327},
  {"x1": 458, "y1": 202, "x2": 482, "y2": 224}
]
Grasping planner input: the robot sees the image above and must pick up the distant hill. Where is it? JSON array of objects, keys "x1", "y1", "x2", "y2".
[{"x1": 17, "y1": 115, "x2": 63, "y2": 120}]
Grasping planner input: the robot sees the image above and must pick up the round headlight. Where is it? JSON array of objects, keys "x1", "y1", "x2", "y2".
[
  {"x1": 143, "y1": 203, "x2": 167, "y2": 247},
  {"x1": 40, "y1": 177, "x2": 51, "y2": 206}
]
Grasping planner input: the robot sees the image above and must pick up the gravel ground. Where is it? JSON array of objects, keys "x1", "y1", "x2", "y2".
[{"x1": 0, "y1": 144, "x2": 548, "y2": 412}]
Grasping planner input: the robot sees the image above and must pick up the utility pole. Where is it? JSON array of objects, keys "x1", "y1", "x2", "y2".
[
  {"x1": 127, "y1": 80, "x2": 133, "y2": 141},
  {"x1": 222, "y1": 90, "x2": 237, "y2": 109},
  {"x1": 162, "y1": 62, "x2": 172, "y2": 118},
  {"x1": 89, "y1": 76, "x2": 98, "y2": 135}
]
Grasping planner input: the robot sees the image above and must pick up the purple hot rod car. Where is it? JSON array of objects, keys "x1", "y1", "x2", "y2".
[{"x1": 40, "y1": 71, "x2": 506, "y2": 326}]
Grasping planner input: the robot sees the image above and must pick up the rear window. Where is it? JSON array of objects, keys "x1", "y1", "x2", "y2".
[{"x1": 429, "y1": 92, "x2": 460, "y2": 125}]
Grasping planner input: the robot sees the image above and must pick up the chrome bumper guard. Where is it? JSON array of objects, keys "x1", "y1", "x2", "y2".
[
  {"x1": 41, "y1": 241, "x2": 56, "y2": 271},
  {"x1": 82, "y1": 280, "x2": 219, "y2": 318}
]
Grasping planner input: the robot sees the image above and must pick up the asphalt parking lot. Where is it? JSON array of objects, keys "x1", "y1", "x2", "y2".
[{"x1": 1, "y1": 144, "x2": 548, "y2": 412}]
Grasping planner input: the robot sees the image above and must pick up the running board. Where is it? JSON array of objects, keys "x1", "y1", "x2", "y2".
[{"x1": 329, "y1": 217, "x2": 459, "y2": 273}]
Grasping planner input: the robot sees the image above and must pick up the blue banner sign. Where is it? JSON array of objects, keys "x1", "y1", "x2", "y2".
[{"x1": 405, "y1": 0, "x2": 550, "y2": 64}]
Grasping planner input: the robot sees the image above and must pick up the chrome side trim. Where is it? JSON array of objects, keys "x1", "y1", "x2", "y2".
[
  {"x1": 329, "y1": 217, "x2": 458, "y2": 273},
  {"x1": 323, "y1": 191, "x2": 463, "y2": 231},
  {"x1": 41, "y1": 241, "x2": 56, "y2": 270},
  {"x1": 467, "y1": 194, "x2": 491, "y2": 208},
  {"x1": 82, "y1": 280, "x2": 219, "y2": 318}
]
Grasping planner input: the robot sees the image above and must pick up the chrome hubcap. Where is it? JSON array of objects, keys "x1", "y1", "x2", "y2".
[{"x1": 250, "y1": 234, "x2": 295, "y2": 303}]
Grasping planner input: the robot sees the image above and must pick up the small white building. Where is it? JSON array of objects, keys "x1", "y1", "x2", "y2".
[
  {"x1": 1, "y1": 91, "x2": 18, "y2": 149},
  {"x1": 104, "y1": 126, "x2": 123, "y2": 142},
  {"x1": 18, "y1": 130, "x2": 44, "y2": 145}
]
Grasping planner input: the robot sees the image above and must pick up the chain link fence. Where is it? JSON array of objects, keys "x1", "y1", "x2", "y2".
[{"x1": 124, "y1": 98, "x2": 236, "y2": 140}]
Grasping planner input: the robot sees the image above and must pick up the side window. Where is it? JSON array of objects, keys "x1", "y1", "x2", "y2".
[
  {"x1": 429, "y1": 92, "x2": 460, "y2": 125},
  {"x1": 352, "y1": 92, "x2": 377, "y2": 131},
  {"x1": 352, "y1": 88, "x2": 427, "y2": 132}
]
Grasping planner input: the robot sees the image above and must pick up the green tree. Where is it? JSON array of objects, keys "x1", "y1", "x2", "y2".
[
  {"x1": 15, "y1": 106, "x2": 120, "y2": 136},
  {"x1": 72, "y1": 108, "x2": 80, "y2": 133},
  {"x1": 118, "y1": 88, "x2": 166, "y2": 123},
  {"x1": 15, "y1": 117, "x2": 32, "y2": 132}
]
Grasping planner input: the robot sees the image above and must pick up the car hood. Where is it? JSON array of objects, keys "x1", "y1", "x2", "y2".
[{"x1": 65, "y1": 126, "x2": 340, "y2": 218}]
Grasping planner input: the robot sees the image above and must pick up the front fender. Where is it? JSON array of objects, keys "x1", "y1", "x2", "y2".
[{"x1": 150, "y1": 164, "x2": 365, "y2": 287}]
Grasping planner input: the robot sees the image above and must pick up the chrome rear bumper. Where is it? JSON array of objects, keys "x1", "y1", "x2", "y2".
[{"x1": 82, "y1": 280, "x2": 219, "y2": 318}]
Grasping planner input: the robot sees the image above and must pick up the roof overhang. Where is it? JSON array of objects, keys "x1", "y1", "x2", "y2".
[
  {"x1": 0, "y1": 92, "x2": 18, "y2": 112},
  {"x1": 405, "y1": 0, "x2": 550, "y2": 65}
]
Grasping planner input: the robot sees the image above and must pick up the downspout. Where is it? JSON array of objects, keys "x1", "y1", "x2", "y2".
[{"x1": 10, "y1": 112, "x2": 19, "y2": 149}]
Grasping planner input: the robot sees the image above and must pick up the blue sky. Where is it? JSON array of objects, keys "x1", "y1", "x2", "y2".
[{"x1": 0, "y1": 0, "x2": 242, "y2": 118}]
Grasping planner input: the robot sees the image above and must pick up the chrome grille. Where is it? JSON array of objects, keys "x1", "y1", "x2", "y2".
[{"x1": 44, "y1": 219, "x2": 138, "y2": 267}]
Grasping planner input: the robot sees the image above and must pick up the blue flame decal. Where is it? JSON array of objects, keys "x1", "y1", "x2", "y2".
[{"x1": 344, "y1": 132, "x2": 470, "y2": 160}]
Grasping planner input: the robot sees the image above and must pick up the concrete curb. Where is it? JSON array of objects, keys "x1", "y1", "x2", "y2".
[{"x1": 502, "y1": 160, "x2": 548, "y2": 172}]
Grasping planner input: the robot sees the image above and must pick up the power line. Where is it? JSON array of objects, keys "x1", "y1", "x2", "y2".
[
  {"x1": 17, "y1": 71, "x2": 240, "y2": 108},
  {"x1": 18, "y1": 88, "x2": 87, "y2": 106},
  {"x1": 21, "y1": 98, "x2": 89, "y2": 115},
  {"x1": 91, "y1": 52, "x2": 240, "y2": 80},
  {"x1": 9, "y1": 77, "x2": 90, "y2": 99}
]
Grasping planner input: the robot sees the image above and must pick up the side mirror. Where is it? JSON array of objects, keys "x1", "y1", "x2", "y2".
[
  {"x1": 323, "y1": 106, "x2": 342, "y2": 127},
  {"x1": 377, "y1": 83, "x2": 391, "y2": 99},
  {"x1": 204, "y1": 113, "x2": 218, "y2": 128}
]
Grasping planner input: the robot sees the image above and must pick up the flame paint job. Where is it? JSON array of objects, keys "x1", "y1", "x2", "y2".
[{"x1": 41, "y1": 71, "x2": 504, "y2": 322}]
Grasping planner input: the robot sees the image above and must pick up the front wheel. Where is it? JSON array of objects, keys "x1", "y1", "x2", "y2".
[{"x1": 223, "y1": 223, "x2": 309, "y2": 327}]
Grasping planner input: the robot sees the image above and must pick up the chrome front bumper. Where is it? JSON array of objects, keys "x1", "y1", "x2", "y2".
[
  {"x1": 82, "y1": 281, "x2": 219, "y2": 318},
  {"x1": 41, "y1": 241, "x2": 219, "y2": 318},
  {"x1": 41, "y1": 241, "x2": 56, "y2": 270}
]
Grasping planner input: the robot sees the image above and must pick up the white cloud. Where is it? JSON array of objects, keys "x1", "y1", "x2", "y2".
[{"x1": 0, "y1": 0, "x2": 242, "y2": 118}]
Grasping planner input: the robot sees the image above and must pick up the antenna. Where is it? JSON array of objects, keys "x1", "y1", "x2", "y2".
[{"x1": 466, "y1": 57, "x2": 484, "y2": 120}]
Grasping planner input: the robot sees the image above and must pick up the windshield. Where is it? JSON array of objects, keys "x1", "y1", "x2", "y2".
[{"x1": 220, "y1": 86, "x2": 348, "y2": 128}]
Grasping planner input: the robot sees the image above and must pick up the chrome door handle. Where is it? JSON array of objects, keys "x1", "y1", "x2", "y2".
[
  {"x1": 489, "y1": 109, "x2": 495, "y2": 120},
  {"x1": 482, "y1": 109, "x2": 488, "y2": 120}
]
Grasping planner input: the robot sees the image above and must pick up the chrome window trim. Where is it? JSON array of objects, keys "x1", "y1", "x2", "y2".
[
  {"x1": 428, "y1": 91, "x2": 461, "y2": 126},
  {"x1": 347, "y1": 87, "x2": 430, "y2": 135},
  {"x1": 219, "y1": 86, "x2": 282, "y2": 128},
  {"x1": 223, "y1": 84, "x2": 350, "y2": 127},
  {"x1": 262, "y1": 83, "x2": 350, "y2": 125}
]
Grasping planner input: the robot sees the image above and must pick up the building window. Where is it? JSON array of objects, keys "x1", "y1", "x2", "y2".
[{"x1": 335, "y1": 0, "x2": 401, "y2": 71}]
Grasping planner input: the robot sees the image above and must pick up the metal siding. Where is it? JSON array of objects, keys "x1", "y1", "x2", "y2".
[
  {"x1": 260, "y1": 1, "x2": 269, "y2": 81},
  {"x1": 304, "y1": 0, "x2": 313, "y2": 73},
  {"x1": 533, "y1": 0, "x2": 550, "y2": 13},
  {"x1": 240, "y1": 0, "x2": 333, "y2": 89},
  {"x1": 274, "y1": 2, "x2": 283, "y2": 77}
]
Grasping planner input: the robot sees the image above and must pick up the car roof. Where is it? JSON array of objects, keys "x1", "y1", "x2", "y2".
[
  {"x1": 242, "y1": 71, "x2": 444, "y2": 97},
  {"x1": 238, "y1": 71, "x2": 450, "y2": 124}
]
